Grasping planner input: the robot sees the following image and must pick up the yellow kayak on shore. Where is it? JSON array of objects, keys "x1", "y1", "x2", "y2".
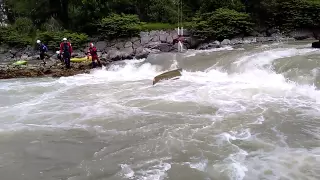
[
  {"x1": 70, "y1": 56, "x2": 92, "y2": 63},
  {"x1": 12, "y1": 60, "x2": 28, "y2": 65}
]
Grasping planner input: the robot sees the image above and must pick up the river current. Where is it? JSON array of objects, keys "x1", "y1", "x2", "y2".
[{"x1": 0, "y1": 41, "x2": 319, "y2": 180}]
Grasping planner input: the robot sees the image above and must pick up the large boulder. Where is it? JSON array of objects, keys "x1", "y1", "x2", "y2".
[
  {"x1": 311, "y1": 41, "x2": 320, "y2": 48},
  {"x1": 197, "y1": 41, "x2": 220, "y2": 50}
]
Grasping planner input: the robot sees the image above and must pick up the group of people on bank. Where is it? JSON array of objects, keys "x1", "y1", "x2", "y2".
[{"x1": 36, "y1": 38, "x2": 101, "y2": 69}]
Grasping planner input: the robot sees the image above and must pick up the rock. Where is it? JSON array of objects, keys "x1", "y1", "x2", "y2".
[
  {"x1": 230, "y1": 38, "x2": 243, "y2": 45},
  {"x1": 115, "y1": 41, "x2": 125, "y2": 49},
  {"x1": 311, "y1": 41, "x2": 320, "y2": 48},
  {"x1": 133, "y1": 40, "x2": 142, "y2": 50},
  {"x1": 166, "y1": 35, "x2": 173, "y2": 44},
  {"x1": 101, "y1": 53, "x2": 108, "y2": 60},
  {"x1": 121, "y1": 47, "x2": 134, "y2": 59},
  {"x1": 154, "y1": 43, "x2": 172, "y2": 52},
  {"x1": 135, "y1": 47, "x2": 149, "y2": 59},
  {"x1": 95, "y1": 41, "x2": 107, "y2": 51},
  {"x1": 107, "y1": 49, "x2": 122, "y2": 61},
  {"x1": 243, "y1": 37, "x2": 257, "y2": 44},
  {"x1": 197, "y1": 41, "x2": 220, "y2": 50},
  {"x1": 159, "y1": 31, "x2": 169, "y2": 42},
  {"x1": 145, "y1": 42, "x2": 161, "y2": 49},
  {"x1": 151, "y1": 35, "x2": 160, "y2": 42},
  {"x1": 221, "y1": 39, "x2": 231, "y2": 45},
  {"x1": 131, "y1": 37, "x2": 140, "y2": 43},
  {"x1": 149, "y1": 30, "x2": 158, "y2": 37},
  {"x1": 140, "y1": 32, "x2": 151, "y2": 45},
  {"x1": 124, "y1": 41, "x2": 133, "y2": 48},
  {"x1": 169, "y1": 30, "x2": 179, "y2": 40},
  {"x1": 97, "y1": 52, "x2": 102, "y2": 57}
]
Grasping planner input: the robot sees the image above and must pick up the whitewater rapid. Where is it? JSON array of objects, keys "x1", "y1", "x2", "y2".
[{"x1": 0, "y1": 41, "x2": 319, "y2": 180}]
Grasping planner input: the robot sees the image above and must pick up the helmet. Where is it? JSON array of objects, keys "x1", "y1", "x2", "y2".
[
  {"x1": 56, "y1": 51, "x2": 60, "y2": 54},
  {"x1": 62, "y1": 38, "x2": 67, "y2": 41},
  {"x1": 89, "y1": 43, "x2": 94, "y2": 47},
  {"x1": 36, "y1": 40, "x2": 41, "y2": 44}
]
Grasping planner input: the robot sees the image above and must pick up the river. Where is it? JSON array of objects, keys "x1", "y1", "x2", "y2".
[{"x1": 0, "y1": 41, "x2": 319, "y2": 180}]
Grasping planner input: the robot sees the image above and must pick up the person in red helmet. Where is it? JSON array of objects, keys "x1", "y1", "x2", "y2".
[
  {"x1": 59, "y1": 38, "x2": 73, "y2": 69},
  {"x1": 87, "y1": 43, "x2": 101, "y2": 68}
]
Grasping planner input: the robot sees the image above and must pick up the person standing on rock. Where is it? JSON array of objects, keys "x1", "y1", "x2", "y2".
[
  {"x1": 59, "y1": 38, "x2": 72, "y2": 69},
  {"x1": 87, "y1": 43, "x2": 101, "y2": 68},
  {"x1": 36, "y1": 40, "x2": 48, "y2": 65}
]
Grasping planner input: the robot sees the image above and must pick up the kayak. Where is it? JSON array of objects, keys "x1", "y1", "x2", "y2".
[
  {"x1": 153, "y1": 68, "x2": 182, "y2": 85},
  {"x1": 70, "y1": 56, "x2": 92, "y2": 63},
  {"x1": 13, "y1": 60, "x2": 28, "y2": 65}
]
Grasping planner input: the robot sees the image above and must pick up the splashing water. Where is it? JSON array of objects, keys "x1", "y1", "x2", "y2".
[{"x1": 0, "y1": 42, "x2": 319, "y2": 180}]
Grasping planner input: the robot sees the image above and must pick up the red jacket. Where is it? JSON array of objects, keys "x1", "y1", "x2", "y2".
[
  {"x1": 60, "y1": 42, "x2": 73, "y2": 55},
  {"x1": 88, "y1": 46, "x2": 98, "y2": 58}
]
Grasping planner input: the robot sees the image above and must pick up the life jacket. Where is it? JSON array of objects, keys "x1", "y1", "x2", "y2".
[
  {"x1": 89, "y1": 47, "x2": 97, "y2": 57},
  {"x1": 40, "y1": 44, "x2": 48, "y2": 53},
  {"x1": 63, "y1": 43, "x2": 70, "y2": 54}
]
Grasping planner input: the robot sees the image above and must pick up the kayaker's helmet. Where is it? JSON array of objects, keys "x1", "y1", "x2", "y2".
[
  {"x1": 62, "y1": 38, "x2": 67, "y2": 41},
  {"x1": 36, "y1": 40, "x2": 41, "y2": 44}
]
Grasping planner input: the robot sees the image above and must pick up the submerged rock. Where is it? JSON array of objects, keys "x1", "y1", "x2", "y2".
[{"x1": 311, "y1": 41, "x2": 320, "y2": 48}]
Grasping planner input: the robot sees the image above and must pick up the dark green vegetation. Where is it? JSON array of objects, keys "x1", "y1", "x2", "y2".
[{"x1": 1, "y1": 0, "x2": 320, "y2": 49}]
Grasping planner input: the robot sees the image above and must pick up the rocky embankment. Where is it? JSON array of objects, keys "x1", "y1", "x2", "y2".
[{"x1": 0, "y1": 29, "x2": 319, "y2": 79}]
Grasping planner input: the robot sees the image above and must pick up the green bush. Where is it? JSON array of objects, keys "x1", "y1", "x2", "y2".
[
  {"x1": 0, "y1": 26, "x2": 32, "y2": 48},
  {"x1": 13, "y1": 17, "x2": 35, "y2": 35},
  {"x1": 36, "y1": 31, "x2": 89, "y2": 51},
  {"x1": 275, "y1": 0, "x2": 320, "y2": 32},
  {"x1": 189, "y1": 8, "x2": 253, "y2": 40},
  {"x1": 98, "y1": 13, "x2": 141, "y2": 39}
]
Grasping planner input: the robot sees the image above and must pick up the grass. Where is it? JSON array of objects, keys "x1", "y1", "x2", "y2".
[
  {"x1": 139, "y1": 22, "x2": 193, "y2": 31},
  {"x1": 140, "y1": 23, "x2": 176, "y2": 31}
]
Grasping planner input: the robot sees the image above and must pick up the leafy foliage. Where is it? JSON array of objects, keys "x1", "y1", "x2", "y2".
[
  {"x1": 190, "y1": 8, "x2": 253, "y2": 40},
  {"x1": 36, "y1": 31, "x2": 88, "y2": 50},
  {"x1": 1, "y1": 0, "x2": 320, "y2": 49},
  {"x1": 98, "y1": 13, "x2": 141, "y2": 39}
]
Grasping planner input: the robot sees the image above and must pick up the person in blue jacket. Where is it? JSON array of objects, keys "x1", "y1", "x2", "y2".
[{"x1": 36, "y1": 40, "x2": 48, "y2": 64}]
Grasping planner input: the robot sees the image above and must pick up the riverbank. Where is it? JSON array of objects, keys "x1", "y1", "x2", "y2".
[{"x1": 0, "y1": 29, "x2": 318, "y2": 79}]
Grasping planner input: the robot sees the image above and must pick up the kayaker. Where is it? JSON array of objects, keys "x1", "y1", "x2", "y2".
[
  {"x1": 56, "y1": 51, "x2": 62, "y2": 62},
  {"x1": 36, "y1": 40, "x2": 48, "y2": 65},
  {"x1": 87, "y1": 43, "x2": 101, "y2": 68},
  {"x1": 59, "y1": 38, "x2": 73, "y2": 69},
  {"x1": 173, "y1": 35, "x2": 185, "y2": 45}
]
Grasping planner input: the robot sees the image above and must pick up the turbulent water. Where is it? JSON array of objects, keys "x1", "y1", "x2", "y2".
[{"x1": 0, "y1": 41, "x2": 319, "y2": 180}]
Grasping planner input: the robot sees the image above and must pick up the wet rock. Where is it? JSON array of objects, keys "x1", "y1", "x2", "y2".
[
  {"x1": 107, "y1": 49, "x2": 122, "y2": 61},
  {"x1": 115, "y1": 41, "x2": 125, "y2": 49},
  {"x1": 230, "y1": 38, "x2": 243, "y2": 45},
  {"x1": 166, "y1": 35, "x2": 173, "y2": 44},
  {"x1": 140, "y1": 32, "x2": 150, "y2": 45},
  {"x1": 153, "y1": 43, "x2": 172, "y2": 52},
  {"x1": 95, "y1": 41, "x2": 107, "y2": 51},
  {"x1": 221, "y1": 39, "x2": 231, "y2": 45},
  {"x1": 121, "y1": 47, "x2": 134, "y2": 59},
  {"x1": 124, "y1": 41, "x2": 133, "y2": 48},
  {"x1": 312, "y1": 41, "x2": 320, "y2": 48},
  {"x1": 159, "y1": 31, "x2": 169, "y2": 42},
  {"x1": 243, "y1": 37, "x2": 257, "y2": 44},
  {"x1": 197, "y1": 41, "x2": 220, "y2": 50},
  {"x1": 135, "y1": 47, "x2": 149, "y2": 59}
]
